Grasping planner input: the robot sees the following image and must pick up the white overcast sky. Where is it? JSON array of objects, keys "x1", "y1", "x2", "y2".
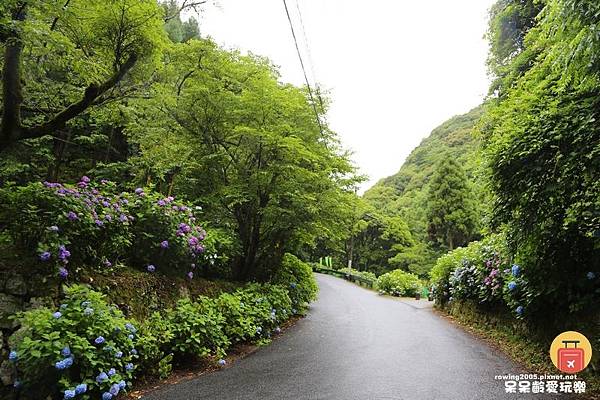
[{"x1": 193, "y1": 0, "x2": 495, "y2": 192}]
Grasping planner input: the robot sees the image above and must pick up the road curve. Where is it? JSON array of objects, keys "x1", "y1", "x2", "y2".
[{"x1": 143, "y1": 273, "x2": 559, "y2": 400}]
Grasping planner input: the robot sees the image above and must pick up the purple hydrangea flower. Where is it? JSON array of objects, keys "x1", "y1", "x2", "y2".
[
  {"x1": 134, "y1": 188, "x2": 143, "y2": 195},
  {"x1": 104, "y1": 260, "x2": 112, "y2": 268},
  {"x1": 160, "y1": 240, "x2": 169, "y2": 249},
  {"x1": 187, "y1": 271, "x2": 193, "y2": 280},
  {"x1": 104, "y1": 214, "x2": 112, "y2": 221},
  {"x1": 157, "y1": 199, "x2": 166, "y2": 207},
  {"x1": 274, "y1": 327, "x2": 281, "y2": 334},
  {"x1": 58, "y1": 245, "x2": 71, "y2": 261},
  {"x1": 94, "y1": 336, "x2": 105, "y2": 345},
  {"x1": 119, "y1": 214, "x2": 128, "y2": 223},
  {"x1": 147, "y1": 265, "x2": 155, "y2": 273},
  {"x1": 58, "y1": 267, "x2": 69, "y2": 279},
  {"x1": 218, "y1": 359, "x2": 226, "y2": 366},
  {"x1": 80, "y1": 176, "x2": 91, "y2": 183},
  {"x1": 40, "y1": 251, "x2": 51, "y2": 261},
  {"x1": 95, "y1": 219, "x2": 104, "y2": 227}
]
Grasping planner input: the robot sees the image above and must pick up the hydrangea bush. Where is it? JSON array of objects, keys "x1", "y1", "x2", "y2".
[
  {"x1": 9, "y1": 282, "x2": 298, "y2": 396},
  {"x1": 430, "y1": 234, "x2": 529, "y2": 317},
  {"x1": 0, "y1": 178, "x2": 222, "y2": 279},
  {"x1": 375, "y1": 269, "x2": 422, "y2": 297},
  {"x1": 272, "y1": 253, "x2": 318, "y2": 313},
  {"x1": 8, "y1": 285, "x2": 138, "y2": 399}
]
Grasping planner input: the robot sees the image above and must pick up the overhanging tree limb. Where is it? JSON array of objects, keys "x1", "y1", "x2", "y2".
[{"x1": 1, "y1": 48, "x2": 138, "y2": 150}]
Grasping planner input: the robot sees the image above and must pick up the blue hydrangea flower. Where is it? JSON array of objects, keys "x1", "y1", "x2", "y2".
[
  {"x1": 115, "y1": 351, "x2": 123, "y2": 359},
  {"x1": 59, "y1": 267, "x2": 69, "y2": 279},
  {"x1": 147, "y1": 265, "x2": 155, "y2": 273},
  {"x1": 134, "y1": 188, "x2": 143, "y2": 194},
  {"x1": 130, "y1": 348, "x2": 138, "y2": 355},
  {"x1": 95, "y1": 336, "x2": 105, "y2": 345},
  {"x1": 102, "y1": 392, "x2": 113, "y2": 400},
  {"x1": 109, "y1": 384, "x2": 120, "y2": 396},
  {"x1": 53, "y1": 311, "x2": 62, "y2": 319},
  {"x1": 160, "y1": 240, "x2": 169, "y2": 249},
  {"x1": 9, "y1": 351, "x2": 17, "y2": 362},
  {"x1": 218, "y1": 359, "x2": 226, "y2": 366},
  {"x1": 75, "y1": 383, "x2": 87, "y2": 395},
  {"x1": 61, "y1": 346, "x2": 71, "y2": 357},
  {"x1": 96, "y1": 372, "x2": 108, "y2": 383},
  {"x1": 118, "y1": 380, "x2": 126, "y2": 389},
  {"x1": 125, "y1": 322, "x2": 136, "y2": 333},
  {"x1": 55, "y1": 359, "x2": 67, "y2": 370},
  {"x1": 125, "y1": 363, "x2": 134, "y2": 372},
  {"x1": 63, "y1": 389, "x2": 75, "y2": 399},
  {"x1": 256, "y1": 327, "x2": 262, "y2": 334},
  {"x1": 39, "y1": 251, "x2": 51, "y2": 261},
  {"x1": 516, "y1": 306, "x2": 524, "y2": 315},
  {"x1": 49, "y1": 225, "x2": 59, "y2": 232},
  {"x1": 81, "y1": 301, "x2": 91, "y2": 307},
  {"x1": 511, "y1": 264, "x2": 520, "y2": 277},
  {"x1": 128, "y1": 334, "x2": 134, "y2": 340},
  {"x1": 507, "y1": 281, "x2": 517, "y2": 291},
  {"x1": 290, "y1": 282, "x2": 297, "y2": 289},
  {"x1": 84, "y1": 307, "x2": 94, "y2": 316},
  {"x1": 587, "y1": 272, "x2": 596, "y2": 280},
  {"x1": 108, "y1": 368, "x2": 116, "y2": 376}
]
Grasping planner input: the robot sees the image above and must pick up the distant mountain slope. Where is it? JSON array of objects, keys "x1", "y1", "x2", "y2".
[{"x1": 363, "y1": 106, "x2": 485, "y2": 241}]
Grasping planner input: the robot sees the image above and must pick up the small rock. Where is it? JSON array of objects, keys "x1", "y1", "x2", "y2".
[
  {"x1": 0, "y1": 295, "x2": 22, "y2": 329},
  {"x1": 5, "y1": 276, "x2": 27, "y2": 297},
  {"x1": 0, "y1": 360, "x2": 15, "y2": 386}
]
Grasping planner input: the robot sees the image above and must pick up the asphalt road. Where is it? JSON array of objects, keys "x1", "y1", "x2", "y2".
[{"x1": 144, "y1": 273, "x2": 565, "y2": 400}]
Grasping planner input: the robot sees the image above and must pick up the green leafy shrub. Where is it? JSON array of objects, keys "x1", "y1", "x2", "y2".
[
  {"x1": 164, "y1": 297, "x2": 229, "y2": 360},
  {"x1": 337, "y1": 267, "x2": 377, "y2": 281},
  {"x1": 376, "y1": 269, "x2": 422, "y2": 297},
  {"x1": 273, "y1": 254, "x2": 318, "y2": 313},
  {"x1": 8, "y1": 285, "x2": 138, "y2": 399}
]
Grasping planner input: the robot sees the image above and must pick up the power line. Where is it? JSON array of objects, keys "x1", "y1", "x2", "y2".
[
  {"x1": 282, "y1": 0, "x2": 324, "y2": 135},
  {"x1": 294, "y1": 0, "x2": 325, "y2": 114}
]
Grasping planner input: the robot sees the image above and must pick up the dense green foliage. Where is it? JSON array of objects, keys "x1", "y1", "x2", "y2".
[
  {"x1": 480, "y1": 0, "x2": 600, "y2": 318},
  {"x1": 375, "y1": 269, "x2": 422, "y2": 297},
  {"x1": 359, "y1": 107, "x2": 485, "y2": 276},
  {"x1": 426, "y1": 157, "x2": 479, "y2": 250},
  {"x1": 10, "y1": 281, "x2": 301, "y2": 399},
  {"x1": 273, "y1": 254, "x2": 318, "y2": 312}
]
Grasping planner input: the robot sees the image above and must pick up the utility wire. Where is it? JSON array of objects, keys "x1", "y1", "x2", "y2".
[
  {"x1": 294, "y1": 0, "x2": 326, "y2": 114},
  {"x1": 282, "y1": 0, "x2": 324, "y2": 135}
]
